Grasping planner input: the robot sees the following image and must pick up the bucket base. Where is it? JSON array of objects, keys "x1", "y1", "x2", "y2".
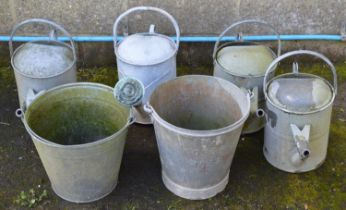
[
  {"x1": 51, "y1": 181, "x2": 117, "y2": 203},
  {"x1": 162, "y1": 171, "x2": 229, "y2": 200}
]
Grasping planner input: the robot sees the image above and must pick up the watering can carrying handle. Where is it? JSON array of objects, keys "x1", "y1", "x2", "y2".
[
  {"x1": 9, "y1": 18, "x2": 77, "y2": 60},
  {"x1": 113, "y1": 6, "x2": 180, "y2": 50},
  {"x1": 212, "y1": 19, "x2": 281, "y2": 59},
  {"x1": 263, "y1": 50, "x2": 338, "y2": 97}
]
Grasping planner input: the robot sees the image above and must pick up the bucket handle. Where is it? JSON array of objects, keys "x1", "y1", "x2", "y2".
[
  {"x1": 263, "y1": 50, "x2": 338, "y2": 98},
  {"x1": 212, "y1": 19, "x2": 281, "y2": 59},
  {"x1": 9, "y1": 18, "x2": 77, "y2": 61},
  {"x1": 113, "y1": 6, "x2": 180, "y2": 52}
]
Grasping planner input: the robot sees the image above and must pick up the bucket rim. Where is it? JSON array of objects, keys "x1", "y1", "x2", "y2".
[
  {"x1": 265, "y1": 72, "x2": 336, "y2": 115},
  {"x1": 214, "y1": 42, "x2": 277, "y2": 78},
  {"x1": 148, "y1": 75, "x2": 251, "y2": 137},
  {"x1": 11, "y1": 40, "x2": 76, "y2": 79},
  {"x1": 23, "y1": 82, "x2": 131, "y2": 149},
  {"x1": 115, "y1": 33, "x2": 178, "y2": 66}
]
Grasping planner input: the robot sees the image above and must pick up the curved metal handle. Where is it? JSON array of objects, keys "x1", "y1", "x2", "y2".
[
  {"x1": 113, "y1": 6, "x2": 180, "y2": 51},
  {"x1": 263, "y1": 50, "x2": 338, "y2": 97},
  {"x1": 213, "y1": 19, "x2": 281, "y2": 59},
  {"x1": 9, "y1": 18, "x2": 76, "y2": 60}
]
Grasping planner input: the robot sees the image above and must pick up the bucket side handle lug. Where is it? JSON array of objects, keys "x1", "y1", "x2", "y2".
[
  {"x1": 290, "y1": 124, "x2": 311, "y2": 163},
  {"x1": 16, "y1": 88, "x2": 45, "y2": 119},
  {"x1": 143, "y1": 103, "x2": 153, "y2": 115},
  {"x1": 9, "y1": 18, "x2": 76, "y2": 61},
  {"x1": 15, "y1": 108, "x2": 24, "y2": 119},
  {"x1": 213, "y1": 19, "x2": 281, "y2": 59},
  {"x1": 143, "y1": 103, "x2": 154, "y2": 123},
  {"x1": 127, "y1": 109, "x2": 136, "y2": 125}
]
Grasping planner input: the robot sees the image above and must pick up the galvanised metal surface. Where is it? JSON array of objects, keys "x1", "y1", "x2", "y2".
[
  {"x1": 263, "y1": 50, "x2": 337, "y2": 173},
  {"x1": 213, "y1": 20, "x2": 281, "y2": 134},
  {"x1": 144, "y1": 75, "x2": 250, "y2": 200},
  {"x1": 113, "y1": 6, "x2": 180, "y2": 124},
  {"x1": 10, "y1": 19, "x2": 77, "y2": 109},
  {"x1": 20, "y1": 82, "x2": 133, "y2": 203}
]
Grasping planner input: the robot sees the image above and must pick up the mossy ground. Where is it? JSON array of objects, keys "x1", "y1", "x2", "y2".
[{"x1": 0, "y1": 63, "x2": 345, "y2": 209}]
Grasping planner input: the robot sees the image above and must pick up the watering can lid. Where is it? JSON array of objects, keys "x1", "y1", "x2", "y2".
[
  {"x1": 117, "y1": 34, "x2": 176, "y2": 65},
  {"x1": 217, "y1": 45, "x2": 275, "y2": 76},
  {"x1": 114, "y1": 77, "x2": 144, "y2": 107},
  {"x1": 267, "y1": 74, "x2": 333, "y2": 112},
  {"x1": 13, "y1": 42, "x2": 74, "y2": 77}
]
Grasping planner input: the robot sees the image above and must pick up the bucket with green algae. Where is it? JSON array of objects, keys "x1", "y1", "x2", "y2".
[{"x1": 20, "y1": 82, "x2": 133, "y2": 203}]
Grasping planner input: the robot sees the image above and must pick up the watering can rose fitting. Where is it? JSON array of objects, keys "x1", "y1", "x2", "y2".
[
  {"x1": 263, "y1": 50, "x2": 337, "y2": 172},
  {"x1": 213, "y1": 19, "x2": 281, "y2": 134}
]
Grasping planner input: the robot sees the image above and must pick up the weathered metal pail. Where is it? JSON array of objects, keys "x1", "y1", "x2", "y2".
[
  {"x1": 17, "y1": 82, "x2": 133, "y2": 203},
  {"x1": 213, "y1": 20, "x2": 281, "y2": 134},
  {"x1": 10, "y1": 19, "x2": 77, "y2": 111},
  {"x1": 113, "y1": 6, "x2": 180, "y2": 124},
  {"x1": 263, "y1": 50, "x2": 337, "y2": 173},
  {"x1": 144, "y1": 75, "x2": 250, "y2": 200}
]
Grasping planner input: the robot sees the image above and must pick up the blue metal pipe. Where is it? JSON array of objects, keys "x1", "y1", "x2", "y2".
[{"x1": 0, "y1": 34, "x2": 343, "y2": 42}]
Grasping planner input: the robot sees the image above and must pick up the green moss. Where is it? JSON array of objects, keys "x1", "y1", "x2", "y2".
[
  {"x1": 177, "y1": 66, "x2": 212, "y2": 76},
  {"x1": 0, "y1": 66, "x2": 15, "y2": 90},
  {"x1": 78, "y1": 67, "x2": 118, "y2": 86},
  {"x1": 277, "y1": 62, "x2": 346, "y2": 82}
]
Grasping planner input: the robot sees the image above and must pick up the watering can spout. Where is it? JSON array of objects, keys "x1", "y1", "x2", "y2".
[
  {"x1": 290, "y1": 124, "x2": 311, "y2": 164},
  {"x1": 249, "y1": 86, "x2": 264, "y2": 119}
]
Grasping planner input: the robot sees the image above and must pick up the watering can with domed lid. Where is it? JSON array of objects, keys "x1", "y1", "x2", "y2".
[
  {"x1": 9, "y1": 19, "x2": 77, "y2": 117},
  {"x1": 213, "y1": 19, "x2": 281, "y2": 134},
  {"x1": 113, "y1": 6, "x2": 180, "y2": 124},
  {"x1": 262, "y1": 50, "x2": 337, "y2": 173}
]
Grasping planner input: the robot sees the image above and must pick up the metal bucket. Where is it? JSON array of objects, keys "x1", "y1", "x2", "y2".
[
  {"x1": 17, "y1": 82, "x2": 133, "y2": 203},
  {"x1": 263, "y1": 50, "x2": 337, "y2": 173},
  {"x1": 144, "y1": 75, "x2": 250, "y2": 200},
  {"x1": 113, "y1": 6, "x2": 180, "y2": 124},
  {"x1": 213, "y1": 20, "x2": 281, "y2": 134},
  {"x1": 10, "y1": 19, "x2": 77, "y2": 112}
]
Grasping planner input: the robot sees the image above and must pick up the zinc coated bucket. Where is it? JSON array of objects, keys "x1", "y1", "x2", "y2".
[
  {"x1": 263, "y1": 50, "x2": 337, "y2": 173},
  {"x1": 18, "y1": 82, "x2": 133, "y2": 203},
  {"x1": 144, "y1": 75, "x2": 250, "y2": 200},
  {"x1": 113, "y1": 6, "x2": 180, "y2": 124},
  {"x1": 10, "y1": 19, "x2": 77, "y2": 111},
  {"x1": 213, "y1": 20, "x2": 281, "y2": 134}
]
